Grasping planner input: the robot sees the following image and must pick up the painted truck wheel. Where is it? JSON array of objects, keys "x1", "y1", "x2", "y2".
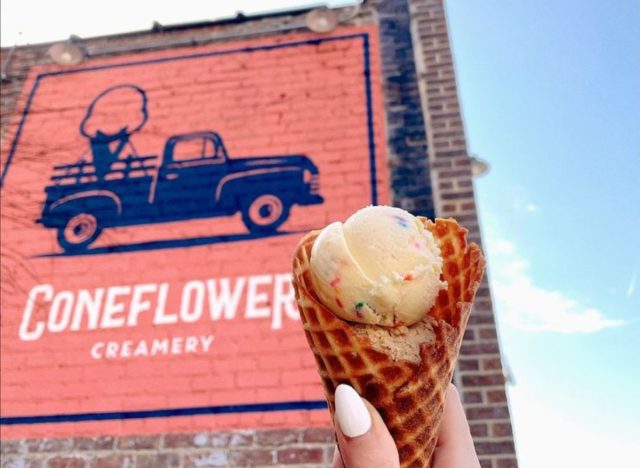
[
  {"x1": 241, "y1": 194, "x2": 290, "y2": 233},
  {"x1": 57, "y1": 213, "x2": 103, "y2": 252}
]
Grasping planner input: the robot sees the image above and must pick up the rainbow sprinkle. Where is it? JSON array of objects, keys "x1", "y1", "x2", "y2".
[{"x1": 392, "y1": 215, "x2": 409, "y2": 228}]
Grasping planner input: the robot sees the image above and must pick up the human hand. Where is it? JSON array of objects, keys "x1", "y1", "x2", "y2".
[{"x1": 332, "y1": 383, "x2": 480, "y2": 468}]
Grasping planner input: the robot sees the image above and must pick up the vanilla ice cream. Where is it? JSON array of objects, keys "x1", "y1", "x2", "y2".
[{"x1": 309, "y1": 205, "x2": 446, "y2": 327}]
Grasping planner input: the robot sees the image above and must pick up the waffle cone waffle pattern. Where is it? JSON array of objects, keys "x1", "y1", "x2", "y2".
[{"x1": 292, "y1": 217, "x2": 486, "y2": 468}]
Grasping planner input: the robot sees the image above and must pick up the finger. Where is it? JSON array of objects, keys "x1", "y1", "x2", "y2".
[
  {"x1": 332, "y1": 446, "x2": 346, "y2": 468},
  {"x1": 333, "y1": 384, "x2": 400, "y2": 468},
  {"x1": 432, "y1": 384, "x2": 481, "y2": 468}
]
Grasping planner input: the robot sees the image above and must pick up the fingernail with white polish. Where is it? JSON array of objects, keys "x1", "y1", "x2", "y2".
[{"x1": 335, "y1": 384, "x2": 372, "y2": 438}]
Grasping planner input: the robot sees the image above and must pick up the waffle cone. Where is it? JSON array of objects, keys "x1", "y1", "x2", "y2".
[{"x1": 292, "y1": 217, "x2": 485, "y2": 468}]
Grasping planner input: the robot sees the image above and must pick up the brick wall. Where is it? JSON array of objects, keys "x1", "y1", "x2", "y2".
[
  {"x1": 0, "y1": 428, "x2": 336, "y2": 467},
  {"x1": 1, "y1": 1, "x2": 517, "y2": 466},
  {"x1": 373, "y1": 0, "x2": 435, "y2": 217}
]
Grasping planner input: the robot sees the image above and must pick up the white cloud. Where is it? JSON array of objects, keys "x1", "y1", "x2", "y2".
[
  {"x1": 512, "y1": 199, "x2": 539, "y2": 213},
  {"x1": 492, "y1": 239, "x2": 516, "y2": 255},
  {"x1": 509, "y1": 386, "x2": 640, "y2": 468},
  {"x1": 486, "y1": 237, "x2": 624, "y2": 333}
]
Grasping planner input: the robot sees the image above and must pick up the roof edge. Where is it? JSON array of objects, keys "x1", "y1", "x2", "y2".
[{"x1": 1, "y1": 3, "x2": 330, "y2": 50}]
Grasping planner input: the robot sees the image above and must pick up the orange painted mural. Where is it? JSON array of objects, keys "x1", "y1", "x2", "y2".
[{"x1": 0, "y1": 26, "x2": 389, "y2": 438}]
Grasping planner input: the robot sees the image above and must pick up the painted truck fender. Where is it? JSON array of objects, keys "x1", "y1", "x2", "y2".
[
  {"x1": 46, "y1": 191, "x2": 122, "y2": 226},
  {"x1": 214, "y1": 167, "x2": 303, "y2": 207}
]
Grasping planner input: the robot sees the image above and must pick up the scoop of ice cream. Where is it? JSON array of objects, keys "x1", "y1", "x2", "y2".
[{"x1": 309, "y1": 205, "x2": 446, "y2": 327}]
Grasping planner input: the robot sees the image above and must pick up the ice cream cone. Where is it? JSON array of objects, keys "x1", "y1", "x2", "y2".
[{"x1": 292, "y1": 217, "x2": 485, "y2": 468}]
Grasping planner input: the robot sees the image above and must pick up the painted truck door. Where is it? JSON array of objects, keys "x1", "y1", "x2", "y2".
[{"x1": 154, "y1": 134, "x2": 228, "y2": 220}]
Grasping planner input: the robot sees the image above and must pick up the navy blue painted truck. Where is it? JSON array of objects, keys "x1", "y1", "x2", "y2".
[{"x1": 39, "y1": 131, "x2": 323, "y2": 252}]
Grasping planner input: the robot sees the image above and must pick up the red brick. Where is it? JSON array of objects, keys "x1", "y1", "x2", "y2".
[
  {"x1": 468, "y1": 314, "x2": 495, "y2": 324},
  {"x1": 469, "y1": 423, "x2": 488, "y2": 437},
  {"x1": 302, "y1": 427, "x2": 335, "y2": 443},
  {"x1": 206, "y1": 433, "x2": 232, "y2": 448},
  {"x1": 46, "y1": 457, "x2": 86, "y2": 468},
  {"x1": 467, "y1": 406, "x2": 510, "y2": 420},
  {"x1": 162, "y1": 433, "x2": 198, "y2": 449},
  {"x1": 487, "y1": 390, "x2": 508, "y2": 403},
  {"x1": 115, "y1": 435, "x2": 159, "y2": 450},
  {"x1": 228, "y1": 430, "x2": 255, "y2": 447},
  {"x1": 460, "y1": 342, "x2": 500, "y2": 355},
  {"x1": 461, "y1": 373, "x2": 505, "y2": 387},
  {"x1": 183, "y1": 451, "x2": 228, "y2": 467},
  {"x1": 479, "y1": 328, "x2": 498, "y2": 340},
  {"x1": 480, "y1": 459, "x2": 494, "y2": 468},
  {"x1": 482, "y1": 358, "x2": 503, "y2": 370},
  {"x1": 492, "y1": 423, "x2": 514, "y2": 437},
  {"x1": 26, "y1": 439, "x2": 73, "y2": 453},
  {"x1": 1, "y1": 440, "x2": 23, "y2": 454},
  {"x1": 136, "y1": 453, "x2": 181, "y2": 468},
  {"x1": 89, "y1": 455, "x2": 134, "y2": 468},
  {"x1": 458, "y1": 358, "x2": 480, "y2": 371},
  {"x1": 229, "y1": 449, "x2": 274, "y2": 465},
  {"x1": 496, "y1": 458, "x2": 519, "y2": 468},
  {"x1": 439, "y1": 176, "x2": 472, "y2": 186},
  {"x1": 256, "y1": 429, "x2": 299, "y2": 446},
  {"x1": 463, "y1": 391, "x2": 483, "y2": 404},
  {"x1": 456, "y1": 214, "x2": 479, "y2": 224},
  {"x1": 475, "y1": 441, "x2": 516, "y2": 455},
  {"x1": 277, "y1": 448, "x2": 325, "y2": 464},
  {"x1": 0, "y1": 457, "x2": 44, "y2": 468},
  {"x1": 162, "y1": 432, "x2": 227, "y2": 448},
  {"x1": 73, "y1": 437, "x2": 114, "y2": 451}
]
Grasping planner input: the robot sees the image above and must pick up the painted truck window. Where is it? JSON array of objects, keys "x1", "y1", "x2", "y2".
[{"x1": 173, "y1": 137, "x2": 216, "y2": 161}]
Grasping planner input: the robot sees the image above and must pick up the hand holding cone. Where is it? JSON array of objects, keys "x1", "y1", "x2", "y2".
[{"x1": 292, "y1": 217, "x2": 485, "y2": 468}]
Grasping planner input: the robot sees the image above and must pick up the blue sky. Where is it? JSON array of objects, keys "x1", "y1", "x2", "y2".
[
  {"x1": 446, "y1": 0, "x2": 640, "y2": 465},
  {"x1": 2, "y1": 0, "x2": 639, "y2": 466}
]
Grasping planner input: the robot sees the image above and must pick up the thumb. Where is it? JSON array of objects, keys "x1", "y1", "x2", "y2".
[
  {"x1": 332, "y1": 384, "x2": 400, "y2": 468},
  {"x1": 432, "y1": 384, "x2": 481, "y2": 468}
]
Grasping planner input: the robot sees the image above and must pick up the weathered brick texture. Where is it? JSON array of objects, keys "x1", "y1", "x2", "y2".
[
  {"x1": 0, "y1": 428, "x2": 336, "y2": 467},
  {"x1": 1, "y1": 0, "x2": 517, "y2": 466}
]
